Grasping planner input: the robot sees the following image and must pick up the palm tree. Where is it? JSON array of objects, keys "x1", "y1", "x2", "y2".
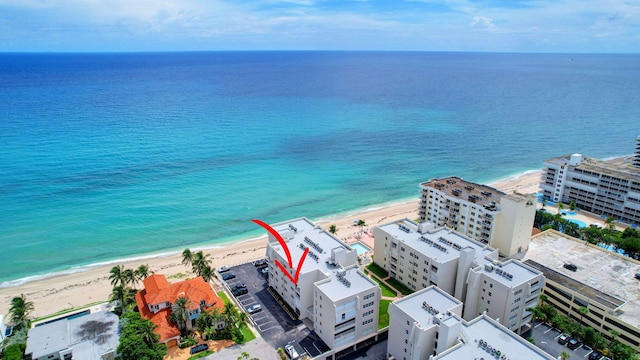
[
  {"x1": 577, "y1": 306, "x2": 589, "y2": 325},
  {"x1": 605, "y1": 216, "x2": 616, "y2": 230},
  {"x1": 171, "y1": 296, "x2": 192, "y2": 332},
  {"x1": 558, "y1": 202, "x2": 565, "y2": 213},
  {"x1": 540, "y1": 197, "x2": 547, "y2": 211},
  {"x1": 135, "y1": 317, "x2": 160, "y2": 347},
  {"x1": 109, "y1": 265, "x2": 126, "y2": 287},
  {"x1": 135, "y1": 264, "x2": 150, "y2": 282},
  {"x1": 560, "y1": 351, "x2": 571, "y2": 360},
  {"x1": 328, "y1": 224, "x2": 338, "y2": 235},
  {"x1": 192, "y1": 251, "x2": 213, "y2": 279},
  {"x1": 9, "y1": 294, "x2": 34, "y2": 329},
  {"x1": 223, "y1": 302, "x2": 238, "y2": 326},
  {"x1": 122, "y1": 268, "x2": 136, "y2": 287},
  {"x1": 200, "y1": 265, "x2": 214, "y2": 283},
  {"x1": 526, "y1": 306, "x2": 547, "y2": 325},
  {"x1": 109, "y1": 286, "x2": 136, "y2": 311},
  {"x1": 182, "y1": 248, "x2": 194, "y2": 268},
  {"x1": 238, "y1": 352, "x2": 250, "y2": 360}
]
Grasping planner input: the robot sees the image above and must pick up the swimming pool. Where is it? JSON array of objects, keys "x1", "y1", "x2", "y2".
[
  {"x1": 351, "y1": 242, "x2": 371, "y2": 255},
  {"x1": 567, "y1": 218, "x2": 587, "y2": 228}
]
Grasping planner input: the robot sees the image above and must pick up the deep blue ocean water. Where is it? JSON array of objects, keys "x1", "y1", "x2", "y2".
[{"x1": 1, "y1": 51, "x2": 639, "y2": 285}]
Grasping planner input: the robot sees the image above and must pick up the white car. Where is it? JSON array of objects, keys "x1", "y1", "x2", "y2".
[
  {"x1": 217, "y1": 266, "x2": 230, "y2": 273},
  {"x1": 284, "y1": 344, "x2": 300, "y2": 360},
  {"x1": 247, "y1": 304, "x2": 262, "y2": 314}
]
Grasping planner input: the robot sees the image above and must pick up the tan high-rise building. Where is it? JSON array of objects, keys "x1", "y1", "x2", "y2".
[{"x1": 419, "y1": 177, "x2": 537, "y2": 256}]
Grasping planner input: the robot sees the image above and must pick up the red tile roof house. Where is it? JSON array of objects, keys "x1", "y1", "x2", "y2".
[{"x1": 135, "y1": 274, "x2": 224, "y2": 347}]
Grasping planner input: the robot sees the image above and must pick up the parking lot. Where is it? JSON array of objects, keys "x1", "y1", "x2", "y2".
[
  {"x1": 525, "y1": 321, "x2": 598, "y2": 359},
  {"x1": 219, "y1": 261, "x2": 330, "y2": 358}
]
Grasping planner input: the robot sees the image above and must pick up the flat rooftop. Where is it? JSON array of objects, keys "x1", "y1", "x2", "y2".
[
  {"x1": 524, "y1": 230, "x2": 640, "y2": 327},
  {"x1": 434, "y1": 315, "x2": 555, "y2": 360},
  {"x1": 545, "y1": 155, "x2": 640, "y2": 182},
  {"x1": 420, "y1": 176, "x2": 506, "y2": 209},
  {"x1": 379, "y1": 219, "x2": 542, "y2": 284},
  {"x1": 269, "y1": 217, "x2": 356, "y2": 274},
  {"x1": 316, "y1": 266, "x2": 378, "y2": 302},
  {"x1": 392, "y1": 286, "x2": 462, "y2": 329},
  {"x1": 378, "y1": 219, "x2": 497, "y2": 264}
]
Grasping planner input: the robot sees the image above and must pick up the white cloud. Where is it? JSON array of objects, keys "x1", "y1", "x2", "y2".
[{"x1": 470, "y1": 16, "x2": 494, "y2": 29}]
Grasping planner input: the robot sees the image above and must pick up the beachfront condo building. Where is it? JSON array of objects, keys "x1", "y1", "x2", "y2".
[
  {"x1": 419, "y1": 176, "x2": 537, "y2": 257},
  {"x1": 264, "y1": 217, "x2": 381, "y2": 356},
  {"x1": 373, "y1": 219, "x2": 545, "y2": 334},
  {"x1": 540, "y1": 153, "x2": 640, "y2": 226},
  {"x1": 524, "y1": 229, "x2": 640, "y2": 352},
  {"x1": 386, "y1": 286, "x2": 555, "y2": 360},
  {"x1": 634, "y1": 135, "x2": 640, "y2": 168}
]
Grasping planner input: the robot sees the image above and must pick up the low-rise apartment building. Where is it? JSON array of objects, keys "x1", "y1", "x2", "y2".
[
  {"x1": 419, "y1": 176, "x2": 536, "y2": 256},
  {"x1": 264, "y1": 217, "x2": 381, "y2": 356},
  {"x1": 540, "y1": 153, "x2": 640, "y2": 226},
  {"x1": 524, "y1": 229, "x2": 640, "y2": 352},
  {"x1": 387, "y1": 286, "x2": 555, "y2": 360},
  {"x1": 373, "y1": 219, "x2": 544, "y2": 333}
]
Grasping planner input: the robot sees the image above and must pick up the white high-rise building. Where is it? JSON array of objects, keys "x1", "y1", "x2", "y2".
[
  {"x1": 419, "y1": 177, "x2": 537, "y2": 256},
  {"x1": 387, "y1": 286, "x2": 555, "y2": 360},
  {"x1": 373, "y1": 219, "x2": 544, "y2": 333},
  {"x1": 541, "y1": 153, "x2": 640, "y2": 226},
  {"x1": 263, "y1": 217, "x2": 381, "y2": 354}
]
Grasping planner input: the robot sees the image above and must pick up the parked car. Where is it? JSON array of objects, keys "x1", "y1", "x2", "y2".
[
  {"x1": 233, "y1": 287, "x2": 248, "y2": 296},
  {"x1": 284, "y1": 344, "x2": 300, "y2": 360},
  {"x1": 254, "y1": 259, "x2": 268, "y2": 267},
  {"x1": 558, "y1": 333, "x2": 570, "y2": 345},
  {"x1": 190, "y1": 343, "x2": 209, "y2": 355},
  {"x1": 261, "y1": 267, "x2": 269, "y2": 275},
  {"x1": 567, "y1": 338, "x2": 581, "y2": 350},
  {"x1": 247, "y1": 304, "x2": 262, "y2": 314},
  {"x1": 217, "y1": 266, "x2": 230, "y2": 273},
  {"x1": 589, "y1": 350, "x2": 603, "y2": 360},
  {"x1": 564, "y1": 263, "x2": 578, "y2": 272},
  {"x1": 635, "y1": 273, "x2": 640, "y2": 280},
  {"x1": 222, "y1": 272, "x2": 236, "y2": 280},
  {"x1": 231, "y1": 283, "x2": 247, "y2": 292}
]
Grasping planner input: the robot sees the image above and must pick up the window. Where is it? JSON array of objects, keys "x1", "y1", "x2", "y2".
[{"x1": 342, "y1": 313, "x2": 346, "y2": 320}]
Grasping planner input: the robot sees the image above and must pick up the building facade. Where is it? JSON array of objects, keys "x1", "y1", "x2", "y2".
[
  {"x1": 373, "y1": 219, "x2": 544, "y2": 334},
  {"x1": 540, "y1": 153, "x2": 640, "y2": 226},
  {"x1": 263, "y1": 217, "x2": 381, "y2": 355},
  {"x1": 524, "y1": 230, "x2": 640, "y2": 352},
  {"x1": 386, "y1": 286, "x2": 555, "y2": 360},
  {"x1": 419, "y1": 177, "x2": 536, "y2": 256}
]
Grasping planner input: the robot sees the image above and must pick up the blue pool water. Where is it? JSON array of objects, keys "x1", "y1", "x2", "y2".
[
  {"x1": 351, "y1": 242, "x2": 371, "y2": 255},
  {"x1": 567, "y1": 218, "x2": 587, "y2": 228}
]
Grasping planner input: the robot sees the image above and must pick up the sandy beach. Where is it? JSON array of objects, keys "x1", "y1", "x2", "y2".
[{"x1": 0, "y1": 170, "x2": 542, "y2": 319}]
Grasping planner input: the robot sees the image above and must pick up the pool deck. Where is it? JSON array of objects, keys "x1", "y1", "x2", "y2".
[{"x1": 538, "y1": 202, "x2": 630, "y2": 231}]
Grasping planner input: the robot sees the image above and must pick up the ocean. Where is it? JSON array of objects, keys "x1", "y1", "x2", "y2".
[{"x1": 1, "y1": 51, "x2": 639, "y2": 285}]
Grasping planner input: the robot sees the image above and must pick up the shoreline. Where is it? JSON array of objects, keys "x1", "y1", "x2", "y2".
[{"x1": 0, "y1": 169, "x2": 542, "y2": 318}]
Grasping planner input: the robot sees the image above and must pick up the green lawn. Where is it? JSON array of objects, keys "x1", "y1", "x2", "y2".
[
  {"x1": 238, "y1": 323, "x2": 256, "y2": 344},
  {"x1": 378, "y1": 300, "x2": 391, "y2": 329},
  {"x1": 217, "y1": 291, "x2": 231, "y2": 305},
  {"x1": 188, "y1": 350, "x2": 215, "y2": 359},
  {"x1": 369, "y1": 276, "x2": 397, "y2": 297},
  {"x1": 387, "y1": 278, "x2": 414, "y2": 296},
  {"x1": 366, "y1": 262, "x2": 389, "y2": 279}
]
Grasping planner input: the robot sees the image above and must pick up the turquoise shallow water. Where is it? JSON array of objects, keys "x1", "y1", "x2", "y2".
[{"x1": 1, "y1": 52, "x2": 639, "y2": 285}]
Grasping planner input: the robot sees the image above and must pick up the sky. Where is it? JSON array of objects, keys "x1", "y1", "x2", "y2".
[{"x1": 0, "y1": 0, "x2": 639, "y2": 53}]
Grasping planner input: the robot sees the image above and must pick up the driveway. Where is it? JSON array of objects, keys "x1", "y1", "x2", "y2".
[
  {"x1": 221, "y1": 262, "x2": 330, "y2": 358},
  {"x1": 525, "y1": 321, "x2": 597, "y2": 359}
]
